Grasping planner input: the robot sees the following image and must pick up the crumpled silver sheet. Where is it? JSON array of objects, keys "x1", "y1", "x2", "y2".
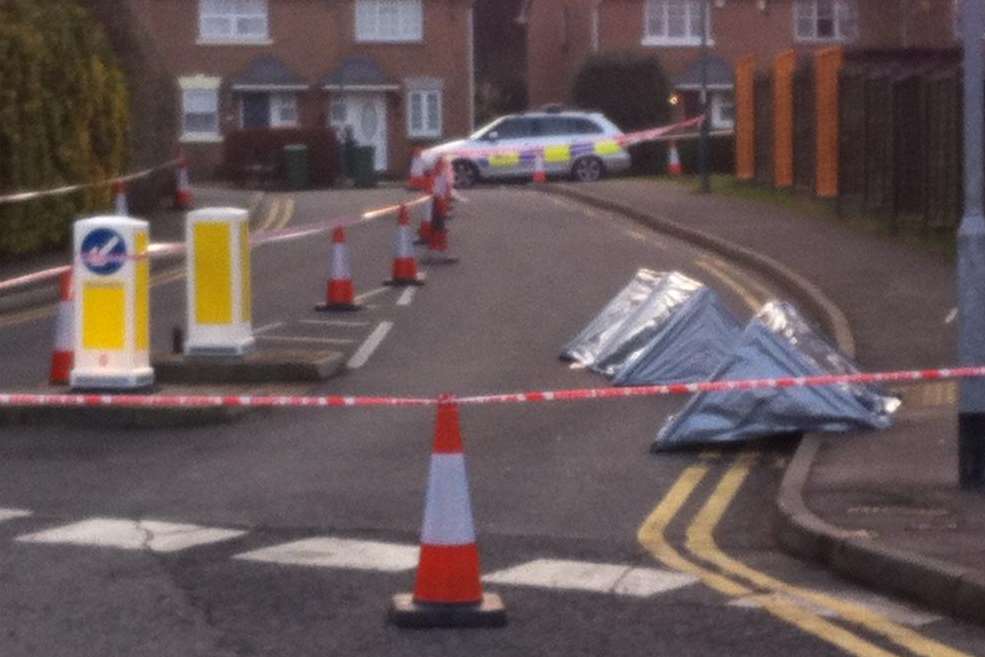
[
  {"x1": 560, "y1": 268, "x2": 665, "y2": 366},
  {"x1": 591, "y1": 272, "x2": 705, "y2": 378},
  {"x1": 652, "y1": 301, "x2": 900, "y2": 451},
  {"x1": 611, "y1": 287, "x2": 742, "y2": 386}
]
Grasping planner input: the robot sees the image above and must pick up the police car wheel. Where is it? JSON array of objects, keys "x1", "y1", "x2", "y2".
[
  {"x1": 453, "y1": 160, "x2": 478, "y2": 188},
  {"x1": 572, "y1": 157, "x2": 604, "y2": 183}
]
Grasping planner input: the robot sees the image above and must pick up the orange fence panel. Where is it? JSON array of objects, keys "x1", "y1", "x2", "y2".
[
  {"x1": 815, "y1": 47, "x2": 843, "y2": 199},
  {"x1": 773, "y1": 50, "x2": 796, "y2": 189},
  {"x1": 735, "y1": 55, "x2": 756, "y2": 181}
]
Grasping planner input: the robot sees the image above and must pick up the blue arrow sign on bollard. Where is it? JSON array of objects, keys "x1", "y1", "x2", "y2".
[{"x1": 80, "y1": 228, "x2": 127, "y2": 276}]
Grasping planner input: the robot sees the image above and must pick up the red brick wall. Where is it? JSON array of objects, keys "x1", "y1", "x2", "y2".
[
  {"x1": 527, "y1": 0, "x2": 957, "y2": 109},
  {"x1": 132, "y1": 0, "x2": 473, "y2": 178}
]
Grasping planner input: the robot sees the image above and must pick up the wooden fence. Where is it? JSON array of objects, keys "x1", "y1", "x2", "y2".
[{"x1": 735, "y1": 48, "x2": 963, "y2": 233}]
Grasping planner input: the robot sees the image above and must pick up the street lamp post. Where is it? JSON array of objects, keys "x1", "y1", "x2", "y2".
[
  {"x1": 698, "y1": 0, "x2": 711, "y2": 193},
  {"x1": 959, "y1": 0, "x2": 985, "y2": 490}
]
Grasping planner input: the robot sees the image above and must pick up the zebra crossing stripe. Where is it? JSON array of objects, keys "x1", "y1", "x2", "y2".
[
  {"x1": 15, "y1": 518, "x2": 246, "y2": 553},
  {"x1": 482, "y1": 558, "x2": 699, "y2": 598},
  {"x1": 234, "y1": 537, "x2": 419, "y2": 572}
]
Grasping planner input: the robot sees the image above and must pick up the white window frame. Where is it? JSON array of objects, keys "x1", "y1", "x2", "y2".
[
  {"x1": 355, "y1": 0, "x2": 423, "y2": 43},
  {"x1": 179, "y1": 76, "x2": 222, "y2": 143},
  {"x1": 270, "y1": 93, "x2": 299, "y2": 128},
  {"x1": 642, "y1": 0, "x2": 712, "y2": 47},
  {"x1": 406, "y1": 86, "x2": 442, "y2": 139},
  {"x1": 793, "y1": 0, "x2": 857, "y2": 43},
  {"x1": 198, "y1": 0, "x2": 271, "y2": 44}
]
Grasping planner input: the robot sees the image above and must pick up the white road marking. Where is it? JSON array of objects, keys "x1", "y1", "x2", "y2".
[
  {"x1": 235, "y1": 537, "x2": 419, "y2": 572},
  {"x1": 347, "y1": 321, "x2": 393, "y2": 369},
  {"x1": 354, "y1": 287, "x2": 390, "y2": 303},
  {"x1": 254, "y1": 321, "x2": 285, "y2": 335},
  {"x1": 396, "y1": 287, "x2": 416, "y2": 306},
  {"x1": 16, "y1": 518, "x2": 246, "y2": 553},
  {"x1": 727, "y1": 590, "x2": 942, "y2": 627},
  {"x1": 0, "y1": 508, "x2": 32, "y2": 523},
  {"x1": 299, "y1": 319, "x2": 370, "y2": 328},
  {"x1": 482, "y1": 559, "x2": 698, "y2": 598},
  {"x1": 256, "y1": 335, "x2": 354, "y2": 345}
]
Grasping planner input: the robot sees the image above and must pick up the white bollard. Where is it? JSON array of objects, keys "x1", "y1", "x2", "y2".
[
  {"x1": 70, "y1": 216, "x2": 154, "y2": 390},
  {"x1": 184, "y1": 207, "x2": 255, "y2": 356}
]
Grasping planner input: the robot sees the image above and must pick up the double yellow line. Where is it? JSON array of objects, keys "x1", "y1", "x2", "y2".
[{"x1": 639, "y1": 451, "x2": 973, "y2": 657}]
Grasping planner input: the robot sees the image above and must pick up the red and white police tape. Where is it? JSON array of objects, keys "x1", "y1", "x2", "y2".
[
  {"x1": 0, "y1": 365, "x2": 981, "y2": 410},
  {"x1": 0, "y1": 159, "x2": 182, "y2": 207},
  {"x1": 0, "y1": 195, "x2": 433, "y2": 294}
]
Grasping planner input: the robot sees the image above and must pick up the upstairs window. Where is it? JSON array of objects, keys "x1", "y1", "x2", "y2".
[
  {"x1": 355, "y1": 0, "x2": 423, "y2": 42},
  {"x1": 794, "y1": 0, "x2": 857, "y2": 42},
  {"x1": 199, "y1": 0, "x2": 270, "y2": 42},
  {"x1": 643, "y1": 0, "x2": 710, "y2": 46}
]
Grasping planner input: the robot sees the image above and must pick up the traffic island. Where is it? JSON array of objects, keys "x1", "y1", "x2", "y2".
[{"x1": 153, "y1": 349, "x2": 346, "y2": 385}]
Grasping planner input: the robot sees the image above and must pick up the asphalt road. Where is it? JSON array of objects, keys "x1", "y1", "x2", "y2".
[{"x1": 0, "y1": 186, "x2": 982, "y2": 657}]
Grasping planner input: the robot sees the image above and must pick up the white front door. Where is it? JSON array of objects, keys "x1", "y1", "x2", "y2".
[{"x1": 329, "y1": 93, "x2": 388, "y2": 172}]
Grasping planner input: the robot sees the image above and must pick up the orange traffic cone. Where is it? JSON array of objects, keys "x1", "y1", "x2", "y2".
[
  {"x1": 532, "y1": 154, "x2": 547, "y2": 184},
  {"x1": 175, "y1": 153, "x2": 194, "y2": 210},
  {"x1": 667, "y1": 141, "x2": 683, "y2": 176},
  {"x1": 389, "y1": 395, "x2": 506, "y2": 628},
  {"x1": 407, "y1": 148, "x2": 430, "y2": 191},
  {"x1": 112, "y1": 180, "x2": 129, "y2": 215},
  {"x1": 415, "y1": 197, "x2": 433, "y2": 246},
  {"x1": 425, "y1": 191, "x2": 458, "y2": 265},
  {"x1": 49, "y1": 271, "x2": 74, "y2": 385},
  {"x1": 384, "y1": 204, "x2": 425, "y2": 286},
  {"x1": 315, "y1": 227, "x2": 361, "y2": 312}
]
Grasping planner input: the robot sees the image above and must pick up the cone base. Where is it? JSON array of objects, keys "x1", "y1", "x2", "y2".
[
  {"x1": 383, "y1": 275, "x2": 426, "y2": 287},
  {"x1": 314, "y1": 302, "x2": 362, "y2": 312},
  {"x1": 421, "y1": 252, "x2": 459, "y2": 266},
  {"x1": 388, "y1": 593, "x2": 506, "y2": 629}
]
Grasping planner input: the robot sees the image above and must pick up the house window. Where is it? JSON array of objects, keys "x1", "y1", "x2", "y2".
[
  {"x1": 355, "y1": 0, "x2": 423, "y2": 42},
  {"x1": 407, "y1": 89, "x2": 441, "y2": 138},
  {"x1": 179, "y1": 76, "x2": 222, "y2": 142},
  {"x1": 643, "y1": 0, "x2": 710, "y2": 46},
  {"x1": 239, "y1": 92, "x2": 299, "y2": 129},
  {"x1": 710, "y1": 91, "x2": 735, "y2": 130},
  {"x1": 794, "y1": 0, "x2": 857, "y2": 42},
  {"x1": 199, "y1": 0, "x2": 269, "y2": 42}
]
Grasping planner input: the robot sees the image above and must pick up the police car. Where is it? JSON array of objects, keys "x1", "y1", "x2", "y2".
[{"x1": 421, "y1": 108, "x2": 631, "y2": 188}]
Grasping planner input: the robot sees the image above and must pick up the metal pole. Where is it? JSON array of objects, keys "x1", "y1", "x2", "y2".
[
  {"x1": 959, "y1": 0, "x2": 985, "y2": 490},
  {"x1": 698, "y1": 0, "x2": 711, "y2": 193}
]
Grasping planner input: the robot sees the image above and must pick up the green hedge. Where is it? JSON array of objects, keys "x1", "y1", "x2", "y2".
[
  {"x1": 0, "y1": 0, "x2": 129, "y2": 257},
  {"x1": 572, "y1": 52, "x2": 672, "y2": 174}
]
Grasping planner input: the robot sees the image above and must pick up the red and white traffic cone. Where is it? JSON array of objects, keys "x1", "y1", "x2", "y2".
[
  {"x1": 49, "y1": 271, "x2": 74, "y2": 385},
  {"x1": 407, "y1": 148, "x2": 430, "y2": 191},
  {"x1": 175, "y1": 153, "x2": 194, "y2": 210},
  {"x1": 315, "y1": 227, "x2": 361, "y2": 312},
  {"x1": 389, "y1": 395, "x2": 506, "y2": 628},
  {"x1": 667, "y1": 141, "x2": 683, "y2": 176},
  {"x1": 532, "y1": 154, "x2": 547, "y2": 184},
  {"x1": 112, "y1": 180, "x2": 128, "y2": 215},
  {"x1": 425, "y1": 190, "x2": 458, "y2": 265},
  {"x1": 384, "y1": 204, "x2": 425, "y2": 287},
  {"x1": 415, "y1": 197, "x2": 433, "y2": 246},
  {"x1": 440, "y1": 157, "x2": 456, "y2": 209}
]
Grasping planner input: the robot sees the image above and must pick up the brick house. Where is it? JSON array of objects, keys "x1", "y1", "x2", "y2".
[
  {"x1": 128, "y1": 0, "x2": 476, "y2": 178},
  {"x1": 523, "y1": 0, "x2": 958, "y2": 130}
]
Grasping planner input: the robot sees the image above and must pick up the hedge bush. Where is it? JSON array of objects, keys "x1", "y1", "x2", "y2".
[
  {"x1": 0, "y1": 0, "x2": 129, "y2": 257},
  {"x1": 572, "y1": 52, "x2": 672, "y2": 174},
  {"x1": 223, "y1": 129, "x2": 339, "y2": 189}
]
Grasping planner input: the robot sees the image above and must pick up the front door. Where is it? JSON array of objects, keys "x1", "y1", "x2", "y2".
[
  {"x1": 241, "y1": 93, "x2": 271, "y2": 129},
  {"x1": 329, "y1": 93, "x2": 388, "y2": 172}
]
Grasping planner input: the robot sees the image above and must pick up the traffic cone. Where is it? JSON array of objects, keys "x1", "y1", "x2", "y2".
[
  {"x1": 425, "y1": 191, "x2": 458, "y2": 265},
  {"x1": 667, "y1": 141, "x2": 683, "y2": 176},
  {"x1": 389, "y1": 395, "x2": 507, "y2": 628},
  {"x1": 112, "y1": 180, "x2": 128, "y2": 215},
  {"x1": 407, "y1": 148, "x2": 430, "y2": 191},
  {"x1": 315, "y1": 227, "x2": 361, "y2": 312},
  {"x1": 384, "y1": 204, "x2": 425, "y2": 286},
  {"x1": 49, "y1": 271, "x2": 74, "y2": 385},
  {"x1": 532, "y1": 154, "x2": 547, "y2": 184},
  {"x1": 175, "y1": 152, "x2": 194, "y2": 210},
  {"x1": 415, "y1": 196, "x2": 433, "y2": 246}
]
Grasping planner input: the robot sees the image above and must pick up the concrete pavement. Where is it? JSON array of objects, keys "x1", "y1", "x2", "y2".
[{"x1": 545, "y1": 177, "x2": 985, "y2": 626}]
